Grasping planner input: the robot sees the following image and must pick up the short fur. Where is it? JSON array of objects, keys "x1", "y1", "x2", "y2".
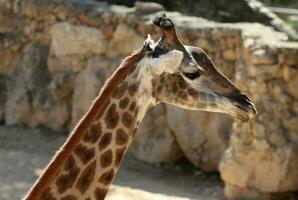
[{"x1": 23, "y1": 48, "x2": 144, "y2": 200}]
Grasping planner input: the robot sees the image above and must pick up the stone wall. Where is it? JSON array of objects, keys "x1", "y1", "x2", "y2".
[
  {"x1": 219, "y1": 27, "x2": 298, "y2": 199},
  {"x1": 0, "y1": 0, "x2": 297, "y2": 199},
  {"x1": 104, "y1": 0, "x2": 298, "y2": 40}
]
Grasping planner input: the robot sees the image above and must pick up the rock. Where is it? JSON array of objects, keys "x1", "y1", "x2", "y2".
[
  {"x1": 70, "y1": 55, "x2": 118, "y2": 128},
  {"x1": 71, "y1": 66, "x2": 102, "y2": 128},
  {"x1": 130, "y1": 104, "x2": 183, "y2": 163},
  {"x1": 0, "y1": 75, "x2": 6, "y2": 123},
  {"x1": 167, "y1": 106, "x2": 232, "y2": 171},
  {"x1": 109, "y1": 23, "x2": 143, "y2": 56},
  {"x1": 248, "y1": 65, "x2": 280, "y2": 81},
  {"x1": 268, "y1": 131, "x2": 287, "y2": 147},
  {"x1": 279, "y1": 50, "x2": 298, "y2": 65},
  {"x1": 50, "y1": 22, "x2": 108, "y2": 56},
  {"x1": 224, "y1": 183, "x2": 273, "y2": 200},
  {"x1": 252, "y1": 122, "x2": 265, "y2": 139},
  {"x1": 284, "y1": 66, "x2": 298, "y2": 99},
  {"x1": 251, "y1": 49, "x2": 276, "y2": 65},
  {"x1": 194, "y1": 38, "x2": 216, "y2": 53},
  {"x1": 5, "y1": 43, "x2": 69, "y2": 130},
  {"x1": 134, "y1": 1, "x2": 164, "y2": 13},
  {"x1": 47, "y1": 53, "x2": 87, "y2": 73},
  {"x1": 106, "y1": 0, "x2": 297, "y2": 39},
  {"x1": 226, "y1": 36, "x2": 237, "y2": 49},
  {"x1": 49, "y1": 69, "x2": 75, "y2": 101},
  {"x1": 282, "y1": 64, "x2": 292, "y2": 82},
  {"x1": 220, "y1": 124, "x2": 298, "y2": 198},
  {"x1": 220, "y1": 30, "x2": 298, "y2": 198},
  {"x1": 0, "y1": 48, "x2": 14, "y2": 75},
  {"x1": 283, "y1": 117, "x2": 298, "y2": 133},
  {"x1": 223, "y1": 49, "x2": 237, "y2": 61},
  {"x1": 288, "y1": 130, "x2": 298, "y2": 145},
  {"x1": 0, "y1": 33, "x2": 21, "y2": 75}
]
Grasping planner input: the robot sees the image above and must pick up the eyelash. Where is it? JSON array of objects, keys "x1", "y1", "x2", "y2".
[{"x1": 183, "y1": 71, "x2": 201, "y2": 80}]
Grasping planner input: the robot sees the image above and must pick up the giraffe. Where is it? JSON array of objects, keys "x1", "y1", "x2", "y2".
[{"x1": 23, "y1": 15, "x2": 256, "y2": 200}]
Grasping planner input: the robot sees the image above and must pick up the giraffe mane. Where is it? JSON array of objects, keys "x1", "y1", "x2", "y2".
[{"x1": 24, "y1": 47, "x2": 145, "y2": 199}]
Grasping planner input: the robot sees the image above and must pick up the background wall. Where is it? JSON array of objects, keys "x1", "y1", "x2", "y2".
[
  {"x1": 100, "y1": 0, "x2": 298, "y2": 40},
  {"x1": 0, "y1": 0, "x2": 297, "y2": 199}
]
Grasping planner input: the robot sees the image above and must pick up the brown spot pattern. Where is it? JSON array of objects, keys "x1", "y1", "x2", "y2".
[
  {"x1": 105, "y1": 103, "x2": 119, "y2": 129},
  {"x1": 134, "y1": 107, "x2": 139, "y2": 117},
  {"x1": 64, "y1": 156, "x2": 77, "y2": 171},
  {"x1": 209, "y1": 102, "x2": 217, "y2": 108},
  {"x1": 159, "y1": 85, "x2": 164, "y2": 93},
  {"x1": 119, "y1": 97, "x2": 129, "y2": 109},
  {"x1": 178, "y1": 81, "x2": 187, "y2": 89},
  {"x1": 74, "y1": 144, "x2": 95, "y2": 164},
  {"x1": 98, "y1": 169, "x2": 115, "y2": 185},
  {"x1": 122, "y1": 112, "x2": 133, "y2": 128},
  {"x1": 98, "y1": 132, "x2": 112, "y2": 151},
  {"x1": 100, "y1": 149, "x2": 113, "y2": 168},
  {"x1": 160, "y1": 75, "x2": 166, "y2": 84},
  {"x1": 75, "y1": 160, "x2": 97, "y2": 194},
  {"x1": 129, "y1": 101, "x2": 136, "y2": 111},
  {"x1": 128, "y1": 83, "x2": 138, "y2": 96},
  {"x1": 116, "y1": 129, "x2": 128, "y2": 145},
  {"x1": 115, "y1": 147, "x2": 126, "y2": 167},
  {"x1": 197, "y1": 102, "x2": 206, "y2": 108},
  {"x1": 41, "y1": 187, "x2": 56, "y2": 200},
  {"x1": 165, "y1": 82, "x2": 172, "y2": 92},
  {"x1": 178, "y1": 91, "x2": 187, "y2": 100},
  {"x1": 112, "y1": 82, "x2": 127, "y2": 99},
  {"x1": 94, "y1": 188, "x2": 108, "y2": 200},
  {"x1": 83, "y1": 122, "x2": 102, "y2": 144},
  {"x1": 61, "y1": 195, "x2": 77, "y2": 200},
  {"x1": 55, "y1": 156, "x2": 80, "y2": 194},
  {"x1": 172, "y1": 83, "x2": 178, "y2": 93},
  {"x1": 187, "y1": 88, "x2": 199, "y2": 98}
]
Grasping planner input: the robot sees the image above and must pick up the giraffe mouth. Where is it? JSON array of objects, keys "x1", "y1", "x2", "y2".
[
  {"x1": 233, "y1": 104, "x2": 257, "y2": 122},
  {"x1": 223, "y1": 92, "x2": 256, "y2": 122},
  {"x1": 231, "y1": 100, "x2": 257, "y2": 122}
]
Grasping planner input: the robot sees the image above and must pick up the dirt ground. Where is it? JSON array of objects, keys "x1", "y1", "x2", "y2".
[{"x1": 0, "y1": 125, "x2": 225, "y2": 200}]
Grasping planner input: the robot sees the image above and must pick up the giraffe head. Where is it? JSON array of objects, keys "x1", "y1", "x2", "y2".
[
  {"x1": 150, "y1": 46, "x2": 256, "y2": 122},
  {"x1": 133, "y1": 17, "x2": 256, "y2": 122}
]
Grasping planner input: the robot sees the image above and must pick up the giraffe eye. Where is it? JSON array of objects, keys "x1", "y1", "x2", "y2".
[{"x1": 183, "y1": 71, "x2": 201, "y2": 80}]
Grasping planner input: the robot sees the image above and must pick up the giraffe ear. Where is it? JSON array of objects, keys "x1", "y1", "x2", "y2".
[{"x1": 150, "y1": 50, "x2": 183, "y2": 74}]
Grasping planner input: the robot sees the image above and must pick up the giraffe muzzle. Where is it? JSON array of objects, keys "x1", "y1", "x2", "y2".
[{"x1": 228, "y1": 93, "x2": 257, "y2": 122}]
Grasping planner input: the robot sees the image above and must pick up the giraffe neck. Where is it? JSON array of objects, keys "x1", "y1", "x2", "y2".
[
  {"x1": 25, "y1": 77, "x2": 154, "y2": 200},
  {"x1": 23, "y1": 49, "x2": 152, "y2": 200}
]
